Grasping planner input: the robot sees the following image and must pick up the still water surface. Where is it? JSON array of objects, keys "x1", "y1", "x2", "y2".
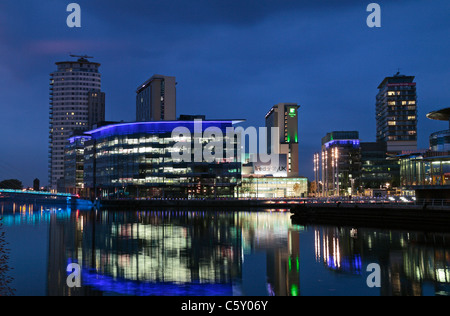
[{"x1": 1, "y1": 201, "x2": 450, "y2": 296}]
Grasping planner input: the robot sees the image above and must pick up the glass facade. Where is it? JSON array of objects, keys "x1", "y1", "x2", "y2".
[
  {"x1": 400, "y1": 152, "x2": 450, "y2": 187},
  {"x1": 240, "y1": 177, "x2": 308, "y2": 198},
  {"x1": 430, "y1": 130, "x2": 450, "y2": 152},
  {"x1": 64, "y1": 135, "x2": 92, "y2": 195},
  {"x1": 81, "y1": 120, "x2": 243, "y2": 199},
  {"x1": 360, "y1": 142, "x2": 400, "y2": 189}
]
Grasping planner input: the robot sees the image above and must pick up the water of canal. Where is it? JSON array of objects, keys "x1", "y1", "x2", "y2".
[{"x1": 1, "y1": 201, "x2": 449, "y2": 296}]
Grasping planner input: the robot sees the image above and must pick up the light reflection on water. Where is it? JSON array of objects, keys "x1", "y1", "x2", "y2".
[{"x1": 2, "y1": 201, "x2": 450, "y2": 296}]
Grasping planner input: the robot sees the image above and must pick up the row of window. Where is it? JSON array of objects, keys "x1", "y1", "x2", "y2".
[{"x1": 53, "y1": 71, "x2": 100, "y2": 77}]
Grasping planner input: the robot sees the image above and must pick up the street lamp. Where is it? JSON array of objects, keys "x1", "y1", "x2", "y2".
[
  {"x1": 333, "y1": 147, "x2": 339, "y2": 197},
  {"x1": 314, "y1": 153, "x2": 320, "y2": 196}
]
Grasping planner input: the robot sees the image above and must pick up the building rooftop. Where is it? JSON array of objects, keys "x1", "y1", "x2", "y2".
[
  {"x1": 377, "y1": 72, "x2": 415, "y2": 89},
  {"x1": 55, "y1": 55, "x2": 100, "y2": 67},
  {"x1": 136, "y1": 74, "x2": 176, "y2": 93},
  {"x1": 321, "y1": 131, "x2": 359, "y2": 145},
  {"x1": 84, "y1": 119, "x2": 246, "y2": 138},
  {"x1": 426, "y1": 108, "x2": 450, "y2": 121}
]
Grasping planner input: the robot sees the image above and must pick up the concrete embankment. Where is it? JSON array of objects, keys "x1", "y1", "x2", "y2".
[
  {"x1": 290, "y1": 203, "x2": 450, "y2": 232},
  {"x1": 97, "y1": 199, "x2": 291, "y2": 210}
]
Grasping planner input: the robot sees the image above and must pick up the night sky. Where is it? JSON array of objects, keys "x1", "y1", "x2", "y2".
[{"x1": 0, "y1": 0, "x2": 449, "y2": 187}]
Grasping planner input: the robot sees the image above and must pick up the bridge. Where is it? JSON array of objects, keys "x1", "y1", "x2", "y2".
[{"x1": 0, "y1": 189, "x2": 77, "y2": 205}]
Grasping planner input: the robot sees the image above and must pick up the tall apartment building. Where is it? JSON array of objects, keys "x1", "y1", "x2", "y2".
[
  {"x1": 376, "y1": 72, "x2": 418, "y2": 153},
  {"x1": 49, "y1": 55, "x2": 105, "y2": 191},
  {"x1": 265, "y1": 103, "x2": 300, "y2": 177},
  {"x1": 136, "y1": 75, "x2": 176, "y2": 121}
]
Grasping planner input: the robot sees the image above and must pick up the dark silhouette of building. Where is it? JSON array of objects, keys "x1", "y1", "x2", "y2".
[{"x1": 33, "y1": 178, "x2": 40, "y2": 191}]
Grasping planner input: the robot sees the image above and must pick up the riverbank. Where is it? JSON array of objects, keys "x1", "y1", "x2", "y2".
[
  {"x1": 290, "y1": 202, "x2": 450, "y2": 232},
  {"x1": 96, "y1": 198, "x2": 294, "y2": 209}
]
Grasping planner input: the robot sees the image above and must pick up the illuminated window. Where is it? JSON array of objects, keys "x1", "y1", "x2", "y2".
[
  {"x1": 388, "y1": 101, "x2": 396, "y2": 105},
  {"x1": 388, "y1": 91, "x2": 396, "y2": 96},
  {"x1": 388, "y1": 121, "x2": 396, "y2": 126},
  {"x1": 408, "y1": 116, "x2": 416, "y2": 120}
]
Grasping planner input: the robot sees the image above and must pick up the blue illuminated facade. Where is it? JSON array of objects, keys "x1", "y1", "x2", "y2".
[{"x1": 79, "y1": 119, "x2": 244, "y2": 199}]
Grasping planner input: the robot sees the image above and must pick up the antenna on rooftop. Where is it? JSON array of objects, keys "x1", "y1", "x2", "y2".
[{"x1": 70, "y1": 54, "x2": 94, "y2": 60}]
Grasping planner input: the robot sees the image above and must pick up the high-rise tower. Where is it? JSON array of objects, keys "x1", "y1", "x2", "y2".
[
  {"x1": 136, "y1": 75, "x2": 176, "y2": 121},
  {"x1": 265, "y1": 103, "x2": 300, "y2": 177},
  {"x1": 376, "y1": 72, "x2": 417, "y2": 153},
  {"x1": 49, "y1": 55, "x2": 105, "y2": 191}
]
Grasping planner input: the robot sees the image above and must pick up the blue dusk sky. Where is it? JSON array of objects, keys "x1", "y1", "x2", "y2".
[{"x1": 0, "y1": 0, "x2": 449, "y2": 186}]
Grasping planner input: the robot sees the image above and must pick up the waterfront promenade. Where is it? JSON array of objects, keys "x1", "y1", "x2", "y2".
[{"x1": 290, "y1": 199, "x2": 450, "y2": 232}]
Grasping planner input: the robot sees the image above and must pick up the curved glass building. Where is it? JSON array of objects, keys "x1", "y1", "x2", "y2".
[
  {"x1": 430, "y1": 130, "x2": 450, "y2": 152},
  {"x1": 78, "y1": 119, "x2": 244, "y2": 199},
  {"x1": 427, "y1": 108, "x2": 450, "y2": 152}
]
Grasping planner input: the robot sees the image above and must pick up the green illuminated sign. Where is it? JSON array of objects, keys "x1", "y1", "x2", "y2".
[{"x1": 289, "y1": 108, "x2": 296, "y2": 117}]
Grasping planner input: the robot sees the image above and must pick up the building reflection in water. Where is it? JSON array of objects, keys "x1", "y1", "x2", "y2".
[
  {"x1": 47, "y1": 209, "x2": 302, "y2": 296},
  {"x1": 313, "y1": 226, "x2": 450, "y2": 296},
  {"x1": 4, "y1": 201, "x2": 450, "y2": 296},
  {"x1": 314, "y1": 227, "x2": 362, "y2": 275}
]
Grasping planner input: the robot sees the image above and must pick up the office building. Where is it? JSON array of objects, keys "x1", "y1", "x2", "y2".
[
  {"x1": 321, "y1": 131, "x2": 361, "y2": 196},
  {"x1": 400, "y1": 107, "x2": 450, "y2": 199},
  {"x1": 33, "y1": 178, "x2": 40, "y2": 191},
  {"x1": 87, "y1": 91, "x2": 106, "y2": 129},
  {"x1": 64, "y1": 134, "x2": 92, "y2": 195},
  {"x1": 238, "y1": 103, "x2": 307, "y2": 198},
  {"x1": 49, "y1": 55, "x2": 105, "y2": 190},
  {"x1": 376, "y1": 72, "x2": 418, "y2": 153},
  {"x1": 360, "y1": 141, "x2": 400, "y2": 189},
  {"x1": 136, "y1": 75, "x2": 176, "y2": 121},
  {"x1": 79, "y1": 119, "x2": 243, "y2": 199},
  {"x1": 265, "y1": 103, "x2": 300, "y2": 177}
]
